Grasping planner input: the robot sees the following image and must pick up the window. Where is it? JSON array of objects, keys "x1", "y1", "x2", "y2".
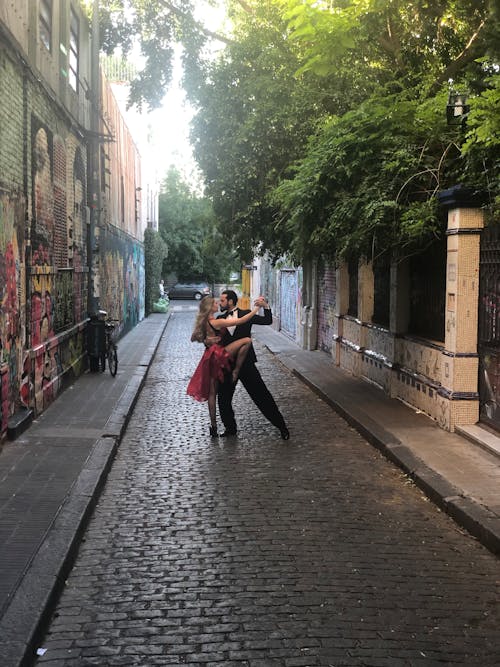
[
  {"x1": 39, "y1": 0, "x2": 52, "y2": 51},
  {"x1": 69, "y1": 8, "x2": 79, "y2": 91}
]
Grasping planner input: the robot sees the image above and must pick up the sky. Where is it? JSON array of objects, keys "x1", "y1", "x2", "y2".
[{"x1": 147, "y1": 1, "x2": 228, "y2": 189}]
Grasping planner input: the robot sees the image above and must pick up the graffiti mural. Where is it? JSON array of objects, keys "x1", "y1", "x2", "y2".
[
  {"x1": 32, "y1": 124, "x2": 55, "y2": 264},
  {"x1": 26, "y1": 117, "x2": 89, "y2": 418},
  {"x1": 99, "y1": 227, "x2": 144, "y2": 333},
  {"x1": 317, "y1": 263, "x2": 337, "y2": 354},
  {"x1": 0, "y1": 188, "x2": 25, "y2": 431}
]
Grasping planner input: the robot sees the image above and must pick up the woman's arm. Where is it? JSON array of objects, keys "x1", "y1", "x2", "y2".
[{"x1": 209, "y1": 306, "x2": 259, "y2": 331}]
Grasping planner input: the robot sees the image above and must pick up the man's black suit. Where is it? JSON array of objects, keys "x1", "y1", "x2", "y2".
[{"x1": 217, "y1": 308, "x2": 287, "y2": 434}]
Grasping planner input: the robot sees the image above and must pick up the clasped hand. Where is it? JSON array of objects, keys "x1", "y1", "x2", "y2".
[{"x1": 254, "y1": 296, "x2": 269, "y2": 309}]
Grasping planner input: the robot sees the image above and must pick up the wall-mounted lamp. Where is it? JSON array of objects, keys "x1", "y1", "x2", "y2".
[{"x1": 446, "y1": 92, "x2": 469, "y2": 127}]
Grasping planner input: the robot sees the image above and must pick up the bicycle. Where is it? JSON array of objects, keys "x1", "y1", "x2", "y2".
[
  {"x1": 103, "y1": 319, "x2": 118, "y2": 376},
  {"x1": 87, "y1": 311, "x2": 118, "y2": 376}
]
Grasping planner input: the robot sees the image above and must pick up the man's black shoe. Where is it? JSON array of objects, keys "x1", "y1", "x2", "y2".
[
  {"x1": 220, "y1": 429, "x2": 237, "y2": 437},
  {"x1": 280, "y1": 427, "x2": 290, "y2": 440}
]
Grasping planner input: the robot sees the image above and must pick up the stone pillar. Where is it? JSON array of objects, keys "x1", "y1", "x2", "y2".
[
  {"x1": 438, "y1": 185, "x2": 484, "y2": 430},
  {"x1": 358, "y1": 261, "x2": 374, "y2": 324}
]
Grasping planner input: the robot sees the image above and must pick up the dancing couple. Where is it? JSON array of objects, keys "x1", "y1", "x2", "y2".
[{"x1": 187, "y1": 290, "x2": 289, "y2": 440}]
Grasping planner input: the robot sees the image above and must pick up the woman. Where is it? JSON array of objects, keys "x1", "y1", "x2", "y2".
[{"x1": 187, "y1": 296, "x2": 260, "y2": 436}]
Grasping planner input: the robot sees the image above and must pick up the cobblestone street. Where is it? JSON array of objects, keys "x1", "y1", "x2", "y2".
[{"x1": 35, "y1": 309, "x2": 500, "y2": 666}]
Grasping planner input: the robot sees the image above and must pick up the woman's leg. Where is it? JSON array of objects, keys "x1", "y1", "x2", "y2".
[
  {"x1": 225, "y1": 337, "x2": 252, "y2": 383},
  {"x1": 208, "y1": 378, "x2": 218, "y2": 435}
]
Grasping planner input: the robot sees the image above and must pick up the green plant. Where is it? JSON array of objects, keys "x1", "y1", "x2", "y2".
[{"x1": 144, "y1": 228, "x2": 168, "y2": 316}]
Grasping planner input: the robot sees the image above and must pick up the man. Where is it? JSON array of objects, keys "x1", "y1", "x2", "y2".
[{"x1": 216, "y1": 289, "x2": 290, "y2": 440}]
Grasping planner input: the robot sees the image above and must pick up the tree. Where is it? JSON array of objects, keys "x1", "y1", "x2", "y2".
[
  {"x1": 98, "y1": 0, "x2": 499, "y2": 265},
  {"x1": 185, "y1": 0, "x2": 330, "y2": 261},
  {"x1": 270, "y1": 0, "x2": 499, "y2": 261},
  {"x1": 159, "y1": 167, "x2": 237, "y2": 282},
  {"x1": 97, "y1": 0, "x2": 230, "y2": 109}
]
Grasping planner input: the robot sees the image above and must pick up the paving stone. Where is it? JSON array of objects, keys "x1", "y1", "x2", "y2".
[{"x1": 33, "y1": 311, "x2": 500, "y2": 666}]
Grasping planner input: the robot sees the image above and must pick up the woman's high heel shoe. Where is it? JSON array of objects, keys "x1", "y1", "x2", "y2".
[{"x1": 209, "y1": 426, "x2": 218, "y2": 437}]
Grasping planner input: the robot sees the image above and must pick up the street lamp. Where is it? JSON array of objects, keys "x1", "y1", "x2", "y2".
[{"x1": 446, "y1": 92, "x2": 469, "y2": 127}]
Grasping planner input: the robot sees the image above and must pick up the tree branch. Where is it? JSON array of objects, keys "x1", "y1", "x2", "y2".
[
  {"x1": 157, "y1": 0, "x2": 233, "y2": 45},
  {"x1": 234, "y1": 0, "x2": 255, "y2": 13},
  {"x1": 428, "y1": 19, "x2": 486, "y2": 96},
  {"x1": 379, "y1": 14, "x2": 403, "y2": 70}
]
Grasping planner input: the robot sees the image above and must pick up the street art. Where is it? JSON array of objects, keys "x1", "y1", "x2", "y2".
[
  {"x1": 33, "y1": 125, "x2": 55, "y2": 261},
  {"x1": 0, "y1": 109, "x2": 144, "y2": 435},
  {"x1": 0, "y1": 189, "x2": 25, "y2": 432},
  {"x1": 317, "y1": 264, "x2": 337, "y2": 353},
  {"x1": 99, "y1": 230, "x2": 144, "y2": 333},
  {"x1": 22, "y1": 118, "x2": 89, "y2": 421}
]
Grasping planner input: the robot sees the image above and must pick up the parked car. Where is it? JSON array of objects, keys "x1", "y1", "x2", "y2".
[{"x1": 167, "y1": 282, "x2": 211, "y2": 300}]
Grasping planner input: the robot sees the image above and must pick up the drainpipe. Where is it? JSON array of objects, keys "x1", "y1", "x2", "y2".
[{"x1": 87, "y1": 0, "x2": 100, "y2": 315}]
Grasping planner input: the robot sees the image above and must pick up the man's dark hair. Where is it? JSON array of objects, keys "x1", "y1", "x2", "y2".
[{"x1": 222, "y1": 289, "x2": 238, "y2": 306}]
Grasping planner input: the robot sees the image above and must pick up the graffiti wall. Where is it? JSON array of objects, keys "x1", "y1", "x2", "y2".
[
  {"x1": 0, "y1": 113, "x2": 89, "y2": 433},
  {"x1": 28, "y1": 117, "x2": 89, "y2": 417},
  {"x1": 317, "y1": 263, "x2": 337, "y2": 354},
  {"x1": 0, "y1": 188, "x2": 26, "y2": 430},
  {"x1": 0, "y1": 26, "x2": 145, "y2": 437},
  {"x1": 98, "y1": 226, "x2": 145, "y2": 333}
]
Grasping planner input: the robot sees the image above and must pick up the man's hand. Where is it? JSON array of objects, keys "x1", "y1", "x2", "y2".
[{"x1": 254, "y1": 296, "x2": 269, "y2": 309}]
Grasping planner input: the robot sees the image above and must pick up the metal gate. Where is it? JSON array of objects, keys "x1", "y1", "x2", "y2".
[
  {"x1": 478, "y1": 223, "x2": 500, "y2": 431},
  {"x1": 280, "y1": 269, "x2": 298, "y2": 339}
]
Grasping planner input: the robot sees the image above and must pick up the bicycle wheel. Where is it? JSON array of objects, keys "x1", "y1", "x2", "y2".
[{"x1": 108, "y1": 344, "x2": 118, "y2": 376}]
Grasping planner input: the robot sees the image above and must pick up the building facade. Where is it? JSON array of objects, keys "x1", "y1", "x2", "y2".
[
  {"x1": 252, "y1": 193, "x2": 499, "y2": 434},
  {"x1": 0, "y1": 1, "x2": 145, "y2": 437}
]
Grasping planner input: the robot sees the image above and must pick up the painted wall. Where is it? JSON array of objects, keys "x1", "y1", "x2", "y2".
[
  {"x1": 317, "y1": 263, "x2": 337, "y2": 353},
  {"x1": 28, "y1": 117, "x2": 89, "y2": 416},
  {"x1": 98, "y1": 227, "x2": 145, "y2": 333},
  {"x1": 0, "y1": 10, "x2": 91, "y2": 432},
  {"x1": 0, "y1": 5, "x2": 144, "y2": 436},
  {"x1": 97, "y1": 74, "x2": 145, "y2": 327}
]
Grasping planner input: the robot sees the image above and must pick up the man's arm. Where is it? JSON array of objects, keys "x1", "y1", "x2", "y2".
[{"x1": 250, "y1": 297, "x2": 272, "y2": 326}]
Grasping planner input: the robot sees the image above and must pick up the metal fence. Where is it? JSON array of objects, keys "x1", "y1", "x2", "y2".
[{"x1": 408, "y1": 239, "x2": 446, "y2": 341}]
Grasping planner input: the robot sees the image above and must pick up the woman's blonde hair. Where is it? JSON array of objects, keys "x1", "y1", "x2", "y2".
[{"x1": 191, "y1": 296, "x2": 215, "y2": 342}]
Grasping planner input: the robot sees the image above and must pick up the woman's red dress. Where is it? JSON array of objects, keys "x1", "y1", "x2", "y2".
[{"x1": 187, "y1": 343, "x2": 232, "y2": 402}]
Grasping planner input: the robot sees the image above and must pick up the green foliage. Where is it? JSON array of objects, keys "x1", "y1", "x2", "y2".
[
  {"x1": 100, "y1": 0, "x2": 499, "y2": 265},
  {"x1": 97, "y1": 0, "x2": 200, "y2": 109},
  {"x1": 186, "y1": 0, "x2": 329, "y2": 261},
  {"x1": 272, "y1": 89, "x2": 469, "y2": 261},
  {"x1": 159, "y1": 167, "x2": 238, "y2": 282},
  {"x1": 144, "y1": 227, "x2": 168, "y2": 315},
  {"x1": 269, "y1": 0, "x2": 498, "y2": 261}
]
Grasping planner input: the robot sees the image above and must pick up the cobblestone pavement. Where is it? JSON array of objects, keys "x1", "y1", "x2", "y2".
[{"x1": 35, "y1": 310, "x2": 500, "y2": 666}]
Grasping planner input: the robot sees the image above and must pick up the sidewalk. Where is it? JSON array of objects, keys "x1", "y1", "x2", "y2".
[
  {"x1": 0, "y1": 313, "x2": 170, "y2": 667},
  {"x1": 254, "y1": 326, "x2": 500, "y2": 557},
  {"x1": 0, "y1": 314, "x2": 499, "y2": 666}
]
